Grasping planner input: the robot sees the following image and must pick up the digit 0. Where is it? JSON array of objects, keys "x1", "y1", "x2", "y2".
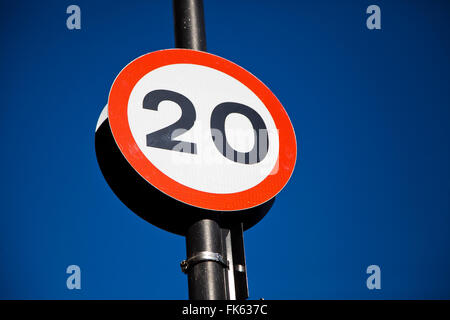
[{"x1": 210, "y1": 102, "x2": 268, "y2": 164}]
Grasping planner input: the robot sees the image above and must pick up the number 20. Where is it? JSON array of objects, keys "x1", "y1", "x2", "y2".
[{"x1": 143, "y1": 89, "x2": 269, "y2": 164}]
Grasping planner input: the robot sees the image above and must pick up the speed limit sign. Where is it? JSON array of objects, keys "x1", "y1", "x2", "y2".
[{"x1": 97, "y1": 49, "x2": 296, "y2": 232}]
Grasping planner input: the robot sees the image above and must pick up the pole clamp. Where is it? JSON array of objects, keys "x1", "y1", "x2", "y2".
[{"x1": 180, "y1": 251, "x2": 228, "y2": 274}]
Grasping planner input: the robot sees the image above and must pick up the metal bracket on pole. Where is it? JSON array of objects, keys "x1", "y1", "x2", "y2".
[
  {"x1": 222, "y1": 223, "x2": 249, "y2": 300},
  {"x1": 181, "y1": 251, "x2": 229, "y2": 274}
]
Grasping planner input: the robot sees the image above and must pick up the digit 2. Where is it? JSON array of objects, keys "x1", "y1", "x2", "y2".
[{"x1": 143, "y1": 89, "x2": 197, "y2": 154}]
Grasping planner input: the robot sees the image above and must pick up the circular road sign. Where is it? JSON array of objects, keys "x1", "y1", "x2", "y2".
[{"x1": 108, "y1": 49, "x2": 296, "y2": 212}]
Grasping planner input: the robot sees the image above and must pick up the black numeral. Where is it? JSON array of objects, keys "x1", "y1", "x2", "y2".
[
  {"x1": 143, "y1": 91, "x2": 269, "y2": 164},
  {"x1": 211, "y1": 102, "x2": 268, "y2": 164},
  {"x1": 143, "y1": 89, "x2": 197, "y2": 154}
]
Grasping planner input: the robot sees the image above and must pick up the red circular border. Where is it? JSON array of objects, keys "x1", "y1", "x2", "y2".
[{"x1": 108, "y1": 49, "x2": 296, "y2": 211}]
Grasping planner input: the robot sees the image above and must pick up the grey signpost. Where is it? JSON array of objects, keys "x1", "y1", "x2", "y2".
[{"x1": 173, "y1": 0, "x2": 248, "y2": 300}]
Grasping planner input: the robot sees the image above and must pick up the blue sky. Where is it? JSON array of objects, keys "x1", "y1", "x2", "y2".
[{"x1": 0, "y1": 0, "x2": 449, "y2": 299}]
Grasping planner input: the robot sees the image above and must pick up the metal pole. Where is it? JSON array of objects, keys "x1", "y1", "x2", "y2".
[
  {"x1": 185, "y1": 220, "x2": 227, "y2": 299},
  {"x1": 173, "y1": 0, "x2": 207, "y2": 51},
  {"x1": 173, "y1": 0, "x2": 227, "y2": 300}
]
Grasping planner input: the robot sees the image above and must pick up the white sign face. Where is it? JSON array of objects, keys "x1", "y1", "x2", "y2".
[
  {"x1": 108, "y1": 49, "x2": 296, "y2": 211},
  {"x1": 127, "y1": 63, "x2": 279, "y2": 194}
]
